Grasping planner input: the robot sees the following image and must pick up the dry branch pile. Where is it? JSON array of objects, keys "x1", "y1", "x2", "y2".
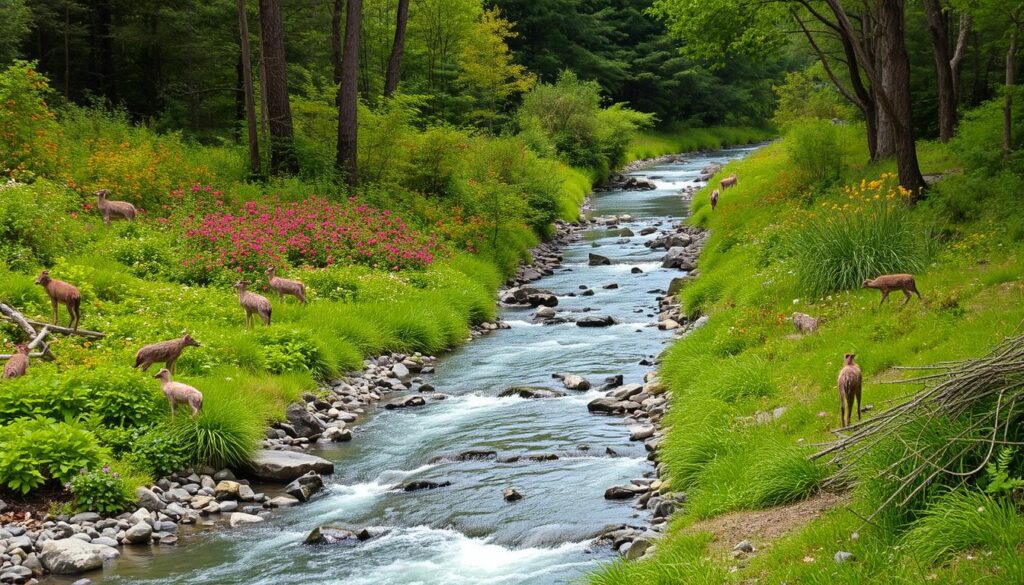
[{"x1": 812, "y1": 334, "x2": 1024, "y2": 523}]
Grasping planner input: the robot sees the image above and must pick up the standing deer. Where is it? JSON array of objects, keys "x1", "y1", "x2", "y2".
[
  {"x1": 710, "y1": 189, "x2": 719, "y2": 211},
  {"x1": 135, "y1": 334, "x2": 201, "y2": 374},
  {"x1": 2, "y1": 344, "x2": 29, "y2": 380},
  {"x1": 35, "y1": 270, "x2": 82, "y2": 330},
  {"x1": 153, "y1": 368, "x2": 203, "y2": 417},
  {"x1": 265, "y1": 267, "x2": 307, "y2": 304},
  {"x1": 861, "y1": 274, "x2": 922, "y2": 306},
  {"x1": 719, "y1": 174, "x2": 738, "y2": 190},
  {"x1": 233, "y1": 281, "x2": 272, "y2": 328},
  {"x1": 837, "y1": 353, "x2": 862, "y2": 428},
  {"x1": 95, "y1": 189, "x2": 137, "y2": 224}
]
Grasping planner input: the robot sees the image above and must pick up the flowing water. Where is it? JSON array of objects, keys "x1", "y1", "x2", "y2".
[{"x1": 92, "y1": 146, "x2": 758, "y2": 585}]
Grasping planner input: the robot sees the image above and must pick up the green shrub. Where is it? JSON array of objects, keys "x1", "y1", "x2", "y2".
[
  {"x1": 128, "y1": 425, "x2": 189, "y2": 476},
  {"x1": 69, "y1": 465, "x2": 135, "y2": 514},
  {"x1": 0, "y1": 418, "x2": 106, "y2": 493},
  {"x1": 0, "y1": 61, "x2": 62, "y2": 180},
  {"x1": 255, "y1": 328, "x2": 333, "y2": 378},
  {"x1": 789, "y1": 175, "x2": 929, "y2": 295},
  {"x1": 903, "y1": 489, "x2": 1024, "y2": 565},
  {"x1": 0, "y1": 180, "x2": 88, "y2": 270},
  {"x1": 786, "y1": 119, "x2": 845, "y2": 186}
]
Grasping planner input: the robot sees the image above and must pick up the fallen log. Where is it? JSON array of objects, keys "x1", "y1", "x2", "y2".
[
  {"x1": 0, "y1": 303, "x2": 56, "y2": 360},
  {"x1": 0, "y1": 306, "x2": 105, "y2": 339}
]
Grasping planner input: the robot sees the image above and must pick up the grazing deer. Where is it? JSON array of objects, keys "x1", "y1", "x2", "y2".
[
  {"x1": 861, "y1": 274, "x2": 922, "y2": 306},
  {"x1": 95, "y1": 189, "x2": 137, "y2": 224},
  {"x1": 710, "y1": 189, "x2": 720, "y2": 211},
  {"x1": 35, "y1": 270, "x2": 82, "y2": 330},
  {"x1": 135, "y1": 334, "x2": 201, "y2": 375},
  {"x1": 2, "y1": 344, "x2": 29, "y2": 380},
  {"x1": 153, "y1": 368, "x2": 203, "y2": 417},
  {"x1": 233, "y1": 281, "x2": 272, "y2": 328},
  {"x1": 837, "y1": 353, "x2": 862, "y2": 428},
  {"x1": 719, "y1": 174, "x2": 738, "y2": 190},
  {"x1": 265, "y1": 267, "x2": 307, "y2": 304}
]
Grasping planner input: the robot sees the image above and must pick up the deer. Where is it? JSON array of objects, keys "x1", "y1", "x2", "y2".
[
  {"x1": 35, "y1": 270, "x2": 82, "y2": 330},
  {"x1": 134, "y1": 334, "x2": 201, "y2": 375},
  {"x1": 233, "y1": 281, "x2": 272, "y2": 328},
  {"x1": 153, "y1": 368, "x2": 203, "y2": 417},
  {"x1": 95, "y1": 189, "x2": 137, "y2": 224},
  {"x1": 861, "y1": 274, "x2": 922, "y2": 306},
  {"x1": 2, "y1": 344, "x2": 29, "y2": 380},
  {"x1": 837, "y1": 353, "x2": 862, "y2": 428},
  {"x1": 710, "y1": 189, "x2": 719, "y2": 211},
  {"x1": 265, "y1": 267, "x2": 307, "y2": 304},
  {"x1": 719, "y1": 174, "x2": 738, "y2": 190}
]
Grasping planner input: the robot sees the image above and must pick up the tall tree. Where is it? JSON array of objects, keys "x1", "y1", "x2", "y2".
[
  {"x1": 922, "y1": 0, "x2": 970, "y2": 142},
  {"x1": 336, "y1": 0, "x2": 362, "y2": 186},
  {"x1": 236, "y1": 0, "x2": 260, "y2": 175},
  {"x1": 258, "y1": 0, "x2": 298, "y2": 175},
  {"x1": 383, "y1": 0, "x2": 409, "y2": 97}
]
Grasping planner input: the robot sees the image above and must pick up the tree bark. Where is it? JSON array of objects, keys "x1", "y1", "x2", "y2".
[
  {"x1": 950, "y1": 13, "x2": 971, "y2": 108},
  {"x1": 1005, "y1": 28, "x2": 1017, "y2": 159},
  {"x1": 922, "y1": 0, "x2": 956, "y2": 142},
  {"x1": 258, "y1": 0, "x2": 298, "y2": 175},
  {"x1": 237, "y1": 0, "x2": 261, "y2": 176},
  {"x1": 870, "y1": 10, "x2": 897, "y2": 159},
  {"x1": 383, "y1": 0, "x2": 409, "y2": 97},
  {"x1": 336, "y1": 0, "x2": 362, "y2": 187}
]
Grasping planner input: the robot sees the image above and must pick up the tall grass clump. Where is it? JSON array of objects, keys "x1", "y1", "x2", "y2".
[
  {"x1": 790, "y1": 173, "x2": 929, "y2": 296},
  {"x1": 786, "y1": 119, "x2": 845, "y2": 186},
  {"x1": 169, "y1": 379, "x2": 264, "y2": 469},
  {"x1": 902, "y1": 489, "x2": 1024, "y2": 564},
  {"x1": 745, "y1": 440, "x2": 828, "y2": 507}
]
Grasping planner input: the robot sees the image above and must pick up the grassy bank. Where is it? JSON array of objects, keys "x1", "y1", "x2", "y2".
[
  {"x1": 624, "y1": 126, "x2": 775, "y2": 163},
  {"x1": 590, "y1": 115, "x2": 1024, "y2": 583}
]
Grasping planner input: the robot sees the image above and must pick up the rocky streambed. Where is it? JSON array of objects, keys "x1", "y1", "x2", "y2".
[{"x1": 11, "y1": 145, "x2": 760, "y2": 585}]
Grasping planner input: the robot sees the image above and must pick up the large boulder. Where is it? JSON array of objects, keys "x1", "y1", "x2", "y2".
[
  {"x1": 561, "y1": 375, "x2": 591, "y2": 391},
  {"x1": 124, "y1": 522, "x2": 153, "y2": 545},
  {"x1": 576, "y1": 315, "x2": 616, "y2": 328},
  {"x1": 285, "y1": 472, "x2": 325, "y2": 503},
  {"x1": 229, "y1": 513, "x2": 265, "y2": 528},
  {"x1": 588, "y1": 253, "x2": 612, "y2": 266},
  {"x1": 665, "y1": 233, "x2": 693, "y2": 249},
  {"x1": 248, "y1": 449, "x2": 334, "y2": 482},
  {"x1": 135, "y1": 487, "x2": 166, "y2": 511},
  {"x1": 39, "y1": 539, "x2": 117, "y2": 574},
  {"x1": 587, "y1": 397, "x2": 622, "y2": 414},
  {"x1": 285, "y1": 403, "x2": 326, "y2": 438},
  {"x1": 304, "y1": 524, "x2": 375, "y2": 545},
  {"x1": 498, "y1": 386, "x2": 564, "y2": 399},
  {"x1": 662, "y1": 247, "x2": 696, "y2": 270},
  {"x1": 384, "y1": 395, "x2": 426, "y2": 409},
  {"x1": 525, "y1": 292, "x2": 558, "y2": 307}
]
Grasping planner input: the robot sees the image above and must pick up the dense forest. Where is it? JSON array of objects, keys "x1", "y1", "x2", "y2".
[{"x1": 1, "y1": 0, "x2": 1024, "y2": 583}]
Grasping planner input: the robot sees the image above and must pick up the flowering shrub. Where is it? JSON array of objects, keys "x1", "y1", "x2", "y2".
[
  {"x1": 69, "y1": 465, "x2": 134, "y2": 514},
  {"x1": 790, "y1": 173, "x2": 928, "y2": 295},
  {"x1": 0, "y1": 62, "x2": 62, "y2": 180},
  {"x1": 181, "y1": 195, "x2": 439, "y2": 280}
]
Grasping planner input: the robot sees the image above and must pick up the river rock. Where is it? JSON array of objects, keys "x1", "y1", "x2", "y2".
[
  {"x1": 124, "y1": 522, "x2": 152, "y2": 545},
  {"x1": 391, "y1": 362, "x2": 411, "y2": 380},
  {"x1": 454, "y1": 449, "x2": 498, "y2": 461},
  {"x1": 666, "y1": 233, "x2": 693, "y2": 248},
  {"x1": 503, "y1": 488, "x2": 523, "y2": 502},
  {"x1": 534, "y1": 306, "x2": 557, "y2": 320},
  {"x1": 322, "y1": 426, "x2": 353, "y2": 442},
  {"x1": 662, "y1": 247, "x2": 695, "y2": 270},
  {"x1": 268, "y1": 495, "x2": 300, "y2": 508},
  {"x1": 576, "y1": 315, "x2": 615, "y2": 327},
  {"x1": 402, "y1": 480, "x2": 452, "y2": 492},
  {"x1": 384, "y1": 395, "x2": 426, "y2": 409},
  {"x1": 135, "y1": 487, "x2": 166, "y2": 511},
  {"x1": 526, "y1": 292, "x2": 558, "y2": 307},
  {"x1": 214, "y1": 480, "x2": 241, "y2": 500},
  {"x1": 285, "y1": 472, "x2": 325, "y2": 502},
  {"x1": 562, "y1": 375, "x2": 591, "y2": 391},
  {"x1": 610, "y1": 383, "x2": 643, "y2": 401},
  {"x1": 604, "y1": 485, "x2": 643, "y2": 500},
  {"x1": 228, "y1": 513, "x2": 265, "y2": 528},
  {"x1": 733, "y1": 540, "x2": 754, "y2": 553},
  {"x1": 248, "y1": 449, "x2": 334, "y2": 481},
  {"x1": 285, "y1": 403, "x2": 326, "y2": 438},
  {"x1": 631, "y1": 267, "x2": 643, "y2": 274},
  {"x1": 625, "y1": 536, "x2": 655, "y2": 560},
  {"x1": 587, "y1": 397, "x2": 622, "y2": 414},
  {"x1": 304, "y1": 525, "x2": 374, "y2": 546},
  {"x1": 39, "y1": 539, "x2": 116, "y2": 574},
  {"x1": 629, "y1": 425, "x2": 656, "y2": 441},
  {"x1": 498, "y1": 386, "x2": 564, "y2": 399},
  {"x1": 588, "y1": 253, "x2": 612, "y2": 266}
]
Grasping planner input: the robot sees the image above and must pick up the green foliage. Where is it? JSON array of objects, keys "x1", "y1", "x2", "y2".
[
  {"x1": 127, "y1": 425, "x2": 189, "y2": 476},
  {"x1": 786, "y1": 120, "x2": 845, "y2": 186},
  {"x1": 0, "y1": 61, "x2": 61, "y2": 179},
  {"x1": 0, "y1": 418, "x2": 105, "y2": 493},
  {"x1": 773, "y1": 68, "x2": 854, "y2": 129},
  {"x1": 69, "y1": 465, "x2": 134, "y2": 514},
  {"x1": 0, "y1": 179, "x2": 88, "y2": 271},
  {"x1": 169, "y1": 382, "x2": 262, "y2": 470},
  {"x1": 902, "y1": 489, "x2": 1024, "y2": 565},
  {"x1": 983, "y1": 448, "x2": 1024, "y2": 497}
]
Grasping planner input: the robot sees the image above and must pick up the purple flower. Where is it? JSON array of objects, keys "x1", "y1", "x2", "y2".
[{"x1": 102, "y1": 465, "x2": 110, "y2": 474}]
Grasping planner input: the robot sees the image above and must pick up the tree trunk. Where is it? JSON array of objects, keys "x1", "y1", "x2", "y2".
[
  {"x1": 871, "y1": 13, "x2": 897, "y2": 159},
  {"x1": 64, "y1": 2, "x2": 71, "y2": 99},
  {"x1": 1005, "y1": 29, "x2": 1017, "y2": 159},
  {"x1": 237, "y1": 0, "x2": 261, "y2": 176},
  {"x1": 950, "y1": 13, "x2": 971, "y2": 108},
  {"x1": 336, "y1": 0, "x2": 362, "y2": 187},
  {"x1": 383, "y1": 0, "x2": 409, "y2": 97},
  {"x1": 922, "y1": 0, "x2": 957, "y2": 142},
  {"x1": 258, "y1": 0, "x2": 298, "y2": 175},
  {"x1": 877, "y1": 0, "x2": 927, "y2": 195}
]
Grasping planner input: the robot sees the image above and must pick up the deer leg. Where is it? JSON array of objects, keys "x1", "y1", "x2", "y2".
[
  {"x1": 166, "y1": 358, "x2": 177, "y2": 376},
  {"x1": 69, "y1": 302, "x2": 79, "y2": 330},
  {"x1": 168, "y1": 400, "x2": 175, "y2": 417},
  {"x1": 856, "y1": 392, "x2": 862, "y2": 422},
  {"x1": 50, "y1": 298, "x2": 58, "y2": 324},
  {"x1": 902, "y1": 290, "x2": 912, "y2": 306},
  {"x1": 839, "y1": 393, "x2": 846, "y2": 428},
  {"x1": 879, "y1": 290, "x2": 890, "y2": 306}
]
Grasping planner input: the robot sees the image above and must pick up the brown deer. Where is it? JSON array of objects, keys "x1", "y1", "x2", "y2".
[
  {"x1": 719, "y1": 174, "x2": 738, "y2": 190},
  {"x1": 135, "y1": 334, "x2": 201, "y2": 375},
  {"x1": 2, "y1": 344, "x2": 29, "y2": 380},
  {"x1": 710, "y1": 189, "x2": 720, "y2": 211},
  {"x1": 265, "y1": 267, "x2": 307, "y2": 304},
  {"x1": 837, "y1": 353, "x2": 862, "y2": 428},
  {"x1": 153, "y1": 368, "x2": 203, "y2": 417},
  {"x1": 35, "y1": 270, "x2": 82, "y2": 330},
  {"x1": 861, "y1": 274, "x2": 922, "y2": 306},
  {"x1": 233, "y1": 281, "x2": 272, "y2": 328},
  {"x1": 95, "y1": 189, "x2": 137, "y2": 224}
]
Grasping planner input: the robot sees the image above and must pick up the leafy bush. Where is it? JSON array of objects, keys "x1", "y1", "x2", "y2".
[
  {"x1": 255, "y1": 328, "x2": 333, "y2": 378},
  {"x1": 786, "y1": 119, "x2": 845, "y2": 186},
  {"x1": 0, "y1": 418, "x2": 105, "y2": 493},
  {"x1": 0, "y1": 61, "x2": 62, "y2": 179},
  {"x1": 772, "y1": 67, "x2": 854, "y2": 129},
  {"x1": 128, "y1": 425, "x2": 189, "y2": 476},
  {"x1": 0, "y1": 179, "x2": 89, "y2": 270},
  {"x1": 790, "y1": 174, "x2": 929, "y2": 295},
  {"x1": 69, "y1": 465, "x2": 134, "y2": 514}
]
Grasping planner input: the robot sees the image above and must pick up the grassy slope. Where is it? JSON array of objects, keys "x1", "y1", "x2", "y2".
[{"x1": 589, "y1": 133, "x2": 1024, "y2": 584}]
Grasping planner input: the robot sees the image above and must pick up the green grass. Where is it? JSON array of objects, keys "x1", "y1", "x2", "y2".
[
  {"x1": 624, "y1": 126, "x2": 775, "y2": 162},
  {"x1": 588, "y1": 121, "x2": 1024, "y2": 583}
]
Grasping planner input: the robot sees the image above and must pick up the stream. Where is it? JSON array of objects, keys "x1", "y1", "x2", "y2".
[{"x1": 92, "y1": 146, "x2": 758, "y2": 585}]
